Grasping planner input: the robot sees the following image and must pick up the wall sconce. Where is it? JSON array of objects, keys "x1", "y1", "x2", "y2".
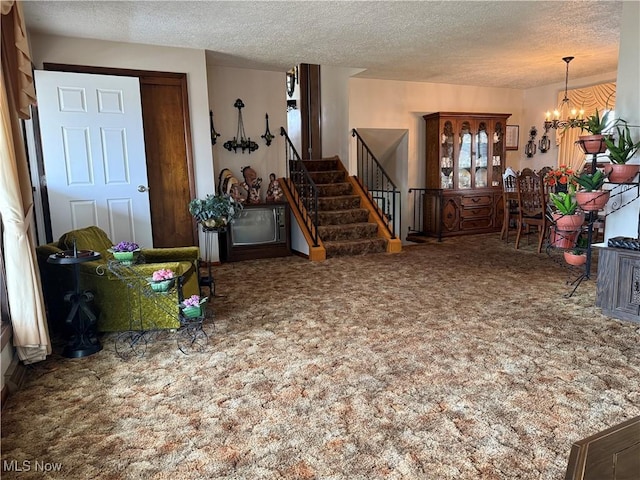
[
  {"x1": 209, "y1": 110, "x2": 220, "y2": 145},
  {"x1": 524, "y1": 126, "x2": 537, "y2": 158},
  {"x1": 223, "y1": 98, "x2": 259, "y2": 154},
  {"x1": 286, "y1": 67, "x2": 297, "y2": 98},
  {"x1": 261, "y1": 113, "x2": 274, "y2": 146},
  {"x1": 538, "y1": 125, "x2": 551, "y2": 153}
]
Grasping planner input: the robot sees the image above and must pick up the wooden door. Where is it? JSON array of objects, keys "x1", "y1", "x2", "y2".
[
  {"x1": 34, "y1": 70, "x2": 153, "y2": 246},
  {"x1": 43, "y1": 64, "x2": 197, "y2": 248},
  {"x1": 139, "y1": 76, "x2": 196, "y2": 247}
]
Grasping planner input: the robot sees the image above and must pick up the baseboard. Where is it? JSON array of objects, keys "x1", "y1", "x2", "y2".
[
  {"x1": 1, "y1": 383, "x2": 8, "y2": 410},
  {"x1": 1, "y1": 352, "x2": 27, "y2": 411},
  {"x1": 0, "y1": 324, "x2": 27, "y2": 410}
]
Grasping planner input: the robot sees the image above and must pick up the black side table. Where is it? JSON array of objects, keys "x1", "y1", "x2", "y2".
[{"x1": 47, "y1": 249, "x2": 102, "y2": 358}]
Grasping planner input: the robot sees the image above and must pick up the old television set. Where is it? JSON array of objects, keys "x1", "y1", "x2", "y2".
[{"x1": 219, "y1": 204, "x2": 290, "y2": 262}]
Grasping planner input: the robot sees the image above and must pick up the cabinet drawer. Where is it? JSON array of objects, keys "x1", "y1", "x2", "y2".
[
  {"x1": 460, "y1": 217, "x2": 493, "y2": 230},
  {"x1": 461, "y1": 195, "x2": 492, "y2": 207},
  {"x1": 461, "y1": 206, "x2": 492, "y2": 218}
]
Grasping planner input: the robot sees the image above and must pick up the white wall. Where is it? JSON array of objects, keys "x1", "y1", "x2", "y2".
[
  {"x1": 521, "y1": 70, "x2": 617, "y2": 173},
  {"x1": 207, "y1": 66, "x2": 288, "y2": 190},
  {"x1": 348, "y1": 78, "x2": 522, "y2": 241},
  {"x1": 29, "y1": 34, "x2": 213, "y2": 207},
  {"x1": 605, "y1": 0, "x2": 640, "y2": 240},
  {"x1": 321, "y1": 66, "x2": 362, "y2": 163}
]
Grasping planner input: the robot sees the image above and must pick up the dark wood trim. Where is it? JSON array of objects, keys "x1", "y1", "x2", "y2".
[
  {"x1": 299, "y1": 63, "x2": 322, "y2": 160},
  {"x1": 43, "y1": 63, "x2": 186, "y2": 80}
]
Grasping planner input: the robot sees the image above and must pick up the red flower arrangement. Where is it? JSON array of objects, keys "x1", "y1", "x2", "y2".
[{"x1": 543, "y1": 165, "x2": 578, "y2": 188}]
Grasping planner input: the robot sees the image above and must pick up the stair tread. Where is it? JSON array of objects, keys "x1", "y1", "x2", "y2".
[
  {"x1": 318, "y1": 208, "x2": 369, "y2": 214},
  {"x1": 318, "y1": 222, "x2": 376, "y2": 228},
  {"x1": 323, "y1": 237, "x2": 385, "y2": 245}
]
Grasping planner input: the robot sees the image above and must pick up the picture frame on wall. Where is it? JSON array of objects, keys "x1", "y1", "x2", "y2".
[{"x1": 506, "y1": 125, "x2": 519, "y2": 151}]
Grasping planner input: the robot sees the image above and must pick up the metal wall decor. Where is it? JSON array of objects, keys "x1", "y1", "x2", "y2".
[
  {"x1": 261, "y1": 113, "x2": 275, "y2": 146},
  {"x1": 286, "y1": 67, "x2": 297, "y2": 98},
  {"x1": 524, "y1": 126, "x2": 538, "y2": 158},
  {"x1": 223, "y1": 98, "x2": 259, "y2": 154},
  {"x1": 538, "y1": 125, "x2": 551, "y2": 153},
  {"x1": 209, "y1": 110, "x2": 220, "y2": 145}
]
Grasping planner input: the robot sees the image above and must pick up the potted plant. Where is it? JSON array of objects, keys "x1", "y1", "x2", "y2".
[
  {"x1": 179, "y1": 294, "x2": 208, "y2": 319},
  {"x1": 188, "y1": 194, "x2": 243, "y2": 230},
  {"x1": 573, "y1": 169, "x2": 610, "y2": 211},
  {"x1": 563, "y1": 234, "x2": 588, "y2": 267},
  {"x1": 543, "y1": 165, "x2": 578, "y2": 194},
  {"x1": 548, "y1": 190, "x2": 584, "y2": 231},
  {"x1": 147, "y1": 268, "x2": 175, "y2": 292},
  {"x1": 108, "y1": 241, "x2": 140, "y2": 265},
  {"x1": 603, "y1": 123, "x2": 640, "y2": 183},
  {"x1": 577, "y1": 109, "x2": 616, "y2": 155}
]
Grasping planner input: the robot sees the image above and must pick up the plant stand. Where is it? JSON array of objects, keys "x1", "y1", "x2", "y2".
[
  {"x1": 565, "y1": 150, "x2": 640, "y2": 297},
  {"x1": 104, "y1": 258, "x2": 211, "y2": 360},
  {"x1": 199, "y1": 226, "x2": 226, "y2": 297}
]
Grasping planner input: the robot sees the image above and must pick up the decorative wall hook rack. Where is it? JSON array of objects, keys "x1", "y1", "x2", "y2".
[
  {"x1": 223, "y1": 98, "x2": 259, "y2": 154},
  {"x1": 261, "y1": 113, "x2": 274, "y2": 146},
  {"x1": 209, "y1": 110, "x2": 220, "y2": 145}
]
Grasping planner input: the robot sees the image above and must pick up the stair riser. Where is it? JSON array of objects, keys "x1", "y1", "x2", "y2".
[
  {"x1": 324, "y1": 238, "x2": 387, "y2": 257},
  {"x1": 309, "y1": 171, "x2": 346, "y2": 184},
  {"x1": 319, "y1": 196, "x2": 361, "y2": 211},
  {"x1": 302, "y1": 159, "x2": 340, "y2": 171},
  {"x1": 316, "y1": 183, "x2": 353, "y2": 197},
  {"x1": 318, "y1": 223, "x2": 379, "y2": 241},
  {"x1": 317, "y1": 209, "x2": 370, "y2": 225}
]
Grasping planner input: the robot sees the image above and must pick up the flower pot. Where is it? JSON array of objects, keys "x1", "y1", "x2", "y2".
[
  {"x1": 148, "y1": 278, "x2": 175, "y2": 293},
  {"x1": 564, "y1": 251, "x2": 587, "y2": 266},
  {"x1": 111, "y1": 250, "x2": 139, "y2": 265},
  {"x1": 552, "y1": 212, "x2": 585, "y2": 232},
  {"x1": 576, "y1": 190, "x2": 610, "y2": 211},
  {"x1": 181, "y1": 306, "x2": 202, "y2": 318},
  {"x1": 577, "y1": 134, "x2": 608, "y2": 154},
  {"x1": 605, "y1": 164, "x2": 640, "y2": 183},
  {"x1": 550, "y1": 227, "x2": 578, "y2": 249}
]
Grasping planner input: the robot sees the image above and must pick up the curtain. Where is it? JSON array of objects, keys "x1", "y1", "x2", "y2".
[
  {"x1": 1, "y1": 0, "x2": 51, "y2": 363},
  {"x1": 556, "y1": 82, "x2": 616, "y2": 172}
]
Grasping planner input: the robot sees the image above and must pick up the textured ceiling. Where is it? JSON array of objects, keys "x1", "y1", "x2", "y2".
[{"x1": 23, "y1": 0, "x2": 623, "y2": 89}]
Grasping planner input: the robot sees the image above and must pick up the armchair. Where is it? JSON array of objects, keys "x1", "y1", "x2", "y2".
[{"x1": 36, "y1": 226, "x2": 200, "y2": 332}]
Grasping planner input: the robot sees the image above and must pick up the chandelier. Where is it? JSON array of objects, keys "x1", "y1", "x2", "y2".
[
  {"x1": 543, "y1": 56, "x2": 585, "y2": 131},
  {"x1": 224, "y1": 98, "x2": 259, "y2": 154}
]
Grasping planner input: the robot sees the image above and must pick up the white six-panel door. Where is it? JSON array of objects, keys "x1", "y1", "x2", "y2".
[{"x1": 34, "y1": 70, "x2": 153, "y2": 247}]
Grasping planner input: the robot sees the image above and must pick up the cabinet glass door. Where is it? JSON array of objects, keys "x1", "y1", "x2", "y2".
[
  {"x1": 458, "y1": 121, "x2": 472, "y2": 189},
  {"x1": 475, "y1": 121, "x2": 488, "y2": 188},
  {"x1": 440, "y1": 121, "x2": 454, "y2": 189},
  {"x1": 492, "y1": 121, "x2": 504, "y2": 186}
]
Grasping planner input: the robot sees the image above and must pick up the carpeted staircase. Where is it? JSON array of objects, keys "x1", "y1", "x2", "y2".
[{"x1": 303, "y1": 157, "x2": 387, "y2": 257}]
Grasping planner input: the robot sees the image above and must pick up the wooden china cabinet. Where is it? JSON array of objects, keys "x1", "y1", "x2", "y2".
[{"x1": 423, "y1": 112, "x2": 511, "y2": 239}]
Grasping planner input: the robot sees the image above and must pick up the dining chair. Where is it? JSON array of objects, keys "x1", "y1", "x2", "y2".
[
  {"x1": 501, "y1": 167, "x2": 519, "y2": 242},
  {"x1": 515, "y1": 170, "x2": 550, "y2": 253}
]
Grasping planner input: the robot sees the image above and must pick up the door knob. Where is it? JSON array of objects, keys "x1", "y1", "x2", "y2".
[{"x1": 137, "y1": 185, "x2": 149, "y2": 192}]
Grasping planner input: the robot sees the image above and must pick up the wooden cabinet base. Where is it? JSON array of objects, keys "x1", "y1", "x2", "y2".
[
  {"x1": 596, "y1": 246, "x2": 640, "y2": 323},
  {"x1": 565, "y1": 416, "x2": 640, "y2": 480}
]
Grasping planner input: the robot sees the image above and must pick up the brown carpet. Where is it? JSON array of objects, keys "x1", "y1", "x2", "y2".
[{"x1": 2, "y1": 233, "x2": 639, "y2": 479}]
